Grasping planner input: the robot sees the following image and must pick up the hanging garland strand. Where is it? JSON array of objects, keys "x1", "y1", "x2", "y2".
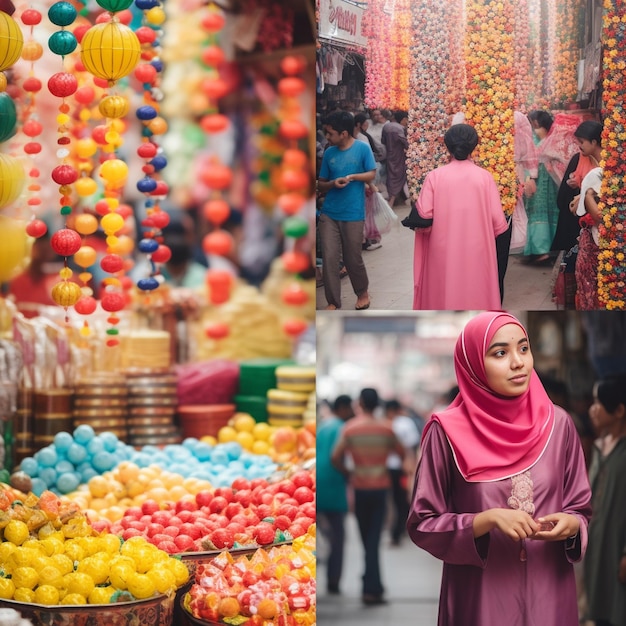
[
  {"x1": 464, "y1": 0, "x2": 516, "y2": 217},
  {"x1": 597, "y1": 0, "x2": 626, "y2": 310}
]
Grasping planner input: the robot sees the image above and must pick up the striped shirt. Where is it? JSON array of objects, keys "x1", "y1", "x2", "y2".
[{"x1": 332, "y1": 415, "x2": 404, "y2": 490}]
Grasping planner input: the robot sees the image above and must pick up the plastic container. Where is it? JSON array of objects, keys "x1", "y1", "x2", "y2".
[{"x1": 177, "y1": 404, "x2": 236, "y2": 439}]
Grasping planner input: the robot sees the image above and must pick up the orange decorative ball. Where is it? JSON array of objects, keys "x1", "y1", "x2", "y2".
[{"x1": 202, "y1": 230, "x2": 233, "y2": 257}]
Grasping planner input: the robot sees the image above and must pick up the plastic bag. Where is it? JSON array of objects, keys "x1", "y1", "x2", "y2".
[
  {"x1": 175, "y1": 359, "x2": 240, "y2": 405},
  {"x1": 372, "y1": 191, "x2": 399, "y2": 234}
]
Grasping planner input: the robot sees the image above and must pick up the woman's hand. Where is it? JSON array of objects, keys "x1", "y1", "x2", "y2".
[
  {"x1": 530, "y1": 513, "x2": 580, "y2": 541},
  {"x1": 524, "y1": 179, "x2": 537, "y2": 198},
  {"x1": 569, "y1": 194, "x2": 580, "y2": 214},
  {"x1": 566, "y1": 173, "x2": 578, "y2": 189},
  {"x1": 473, "y1": 508, "x2": 539, "y2": 541}
]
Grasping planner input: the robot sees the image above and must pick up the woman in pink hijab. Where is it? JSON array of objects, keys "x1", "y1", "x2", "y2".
[{"x1": 407, "y1": 311, "x2": 591, "y2": 626}]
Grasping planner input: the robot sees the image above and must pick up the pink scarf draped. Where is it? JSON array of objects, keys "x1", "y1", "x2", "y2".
[{"x1": 425, "y1": 311, "x2": 555, "y2": 482}]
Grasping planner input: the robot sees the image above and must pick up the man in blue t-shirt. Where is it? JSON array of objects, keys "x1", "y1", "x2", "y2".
[{"x1": 318, "y1": 110, "x2": 376, "y2": 310}]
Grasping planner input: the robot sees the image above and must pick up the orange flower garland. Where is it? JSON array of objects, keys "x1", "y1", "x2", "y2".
[
  {"x1": 597, "y1": 0, "x2": 626, "y2": 309},
  {"x1": 406, "y1": 1, "x2": 458, "y2": 198},
  {"x1": 389, "y1": 0, "x2": 411, "y2": 111},
  {"x1": 553, "y1": 0, "x2": 582, "y2": 107},
  {"x1": 527, "y1": 0, "x2": 547, "y2": 109},
  {"x1": 513, "y1": 0, "x2": 532, "y2": 111},
  {"x1": 465, "y1": 0, "x2": 516, "y2": 216},
  {"x1": 362, "y1": 0, "x2": 393, "y2": 108},
  {"x1": 444, "y1": 0, "x2": 465, "y2": 117}
]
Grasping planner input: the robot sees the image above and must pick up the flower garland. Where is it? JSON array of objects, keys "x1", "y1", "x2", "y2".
[
  {"x1": 444, "y1": 0, "x2": 465, "y2": 117},
  {"x1": 465, "y1": 0, "x2": 516, "y2": 217},
  {"x1": 527, "y1": 0, "x2": 546, "y2": 109},
  {"x1": 405, "y1": 1, "x2": 454, "y2": 199},
  {"x1": 597, "y1": 0, "x2": 626, "y2": 310},
  {"x1": 553, "y1": 0, "x2": 581, "y2": 107},
  {"x1": 513, "y1": 0, "x2": 531, "y2": 111},
  {"x1": 390, "y1": 0, "x2": 411, "y2": 110},
  {"x1": 362, "y1": 0, "x2": 392, "y2": 108},
  {"x1": 542, "y1": 0, "x2": 557, "y2": 106}
]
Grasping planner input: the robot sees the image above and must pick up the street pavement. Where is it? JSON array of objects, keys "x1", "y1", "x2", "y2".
[
  {"x1": 317, "y1": 513, "x2": 443, "y2": 626},
  {"x1": 316, "y1": 200, "x2": 558, "y2": 311}
]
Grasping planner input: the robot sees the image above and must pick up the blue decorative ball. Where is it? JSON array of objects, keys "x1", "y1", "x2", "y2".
[
  {"x1": 48, "y1": 30, "x2": 78, "y2": 56},
  {"x1": 137, "y1": 177, "x2": 158, "y2": 193},
  {"x1": 150, "y1": 155, "x2": 167, "y2": 171},
  {"x1": 136, "y1": 105, "x2": 157, "y2": 121},
  {"x1": 138, "y1": 238, "x2": 159, "y2": 253},
  {"x1": 48, "y1": 1, "x2": 77, "y2": 26},
  {"x1": 137, "y1": 277, "x2": 160, "y2": 291}
]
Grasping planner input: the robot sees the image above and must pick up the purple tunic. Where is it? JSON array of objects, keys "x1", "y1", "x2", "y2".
[{"x1": 407, "y1": 406, "x2": 591, "y2": 626}]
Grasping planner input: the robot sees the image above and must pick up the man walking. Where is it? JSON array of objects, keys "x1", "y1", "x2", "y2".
[{"x1": 381, "y1": 110, "x2": 409, "y2": 208}]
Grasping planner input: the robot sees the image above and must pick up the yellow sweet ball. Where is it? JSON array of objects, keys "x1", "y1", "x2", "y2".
[
  {"x1": 252, "y1": 422, "x2": 272, "y2": 442},
  {"x1": 99, "y1": 95, "x2": 130, "y2": 119},
  {"x1": 236, "y1": 431, "x2": 254, "y2": 451},
  {"x1": 75, "y1": 177, "x2": 98, "y2": 198},
  {"x1": 167, "y1": 557, "x2": 190, "y2": 587},
  {"x1": 146, "y1": 567, "x2": 176, "y2": 595},
  {"x1": 251, "y1": 440, "x2": 270, "y2": 456},
  {"x1": 76, "y1": 137, "x2": 98, "y2": 159},
  {"x1": 74, "y1": 245, "x2": 97, "y2": 268},
  {"x1": 34, "y1": 584, "x2": 60, "y2": 605},
  {"x1": 61, "y1": 592, "x2": 87, "y2": 605},
  {"x1": 73, "y1": 213, "x2": 99, "y2": 235},
  {"x1": 127, "y1": 572, "x2": 156, "y2": 599},
  {"x1": 218, "y1": 426, "x2": 238, "y2": 443},
  {"x1": 4, "y1": 519, "x2": 29, "y2": 545},
  {"x1": 89, "y1": 585, "x2": 115, "y2": 604},
  {"x1": 13, "y1": 587, "x2": 35, "y2": 603},
  {"x1": 200, "y1": 435, "x2": 217, "y2": 446},
  {"x1": 145, "y1": 6, "x2": 166, "y2": 25},
  {"x1": 0, "y1": 577, "x2": 15, "y2": 599},
  {"x1": 233, "y1": 413, "x2": 256, "y2": 433},
  {"x1": 12, "y1": 566, "x2": 38, "y2": 589},
  {"x1": 100, "y1": 211, "x2": 125, "y2": 235}
]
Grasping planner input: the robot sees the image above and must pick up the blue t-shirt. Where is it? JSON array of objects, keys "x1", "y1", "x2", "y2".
[
  {"x1": 316, "y1": 416, "x2": 348, "y2": 512},
  {"x1": 320, "y1": 140, "x2": 376, "y2": 221}
]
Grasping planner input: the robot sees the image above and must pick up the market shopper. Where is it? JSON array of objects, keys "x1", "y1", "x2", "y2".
[
  {"x1": 331, "y1": 388, "x2": 405, "y2": 606},
  {"x1": 317, "y1": 110, "x2": 376, "y2": 310},
  {"x1": 411, "y1": 123, "x2": 508, "y2": 309},
  {"x1": 584, "y1": 375, "x2": 626, "y2": 626},
  {"x1": 384, "y1": 399, "x2": 420, "y2": 547},
  {"x1": 317, "y1": 394, "x2": 355, "y2": 596},
  {"x1": 381, "y1": 110, "x2": 408, "y2": 208},
  {"x1": 407, "y1": 311, "x2": 592, "y2": 626}
]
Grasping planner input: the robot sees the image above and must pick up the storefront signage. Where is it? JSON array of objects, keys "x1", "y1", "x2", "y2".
[{"x1": 318, "y1": 0, "x2": 367, "y2": 48}]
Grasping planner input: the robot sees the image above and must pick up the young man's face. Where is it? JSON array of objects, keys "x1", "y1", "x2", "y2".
[
  {"x1": 371, "y1": 110, "x2": 382, "y2": 123},
  {"x1": 324, "y1": 125, "x2": 346, "y2": 146}
]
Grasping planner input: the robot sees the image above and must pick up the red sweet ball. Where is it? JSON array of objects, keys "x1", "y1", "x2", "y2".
[
  {"x1": 25, "y1": 219, "x2": 48, "y2": 238},
  {"x1": 74, "y1": 296, "x2": 98, "y2": 315},
  {"x1": 281, "y1": 284, "x2": 309, "y2": 306},
  {"x1": 134, "y1": 64, "x2": 157, "y2": 84},
  {"x1": 74, "y1": 86, "x2": 95, "y2": 105},
  {"x1": 137, "y1": 143, "x2": 158, "y2": 159},
  {"x1": 205, "y1": 322, "x2": 229, "y2": 340},
  {"x1": 281, "y1": 250, "x2": 310, "y2": 274},
  {"x1": 150, "y1": 211, "x2": 170, "y2": 229},
  {"x1": 203, "y1": 199, "x2": 230, "y2": 225},
  {"x1": 22, "y1": 119, "x2": 43, "y2": 138},
  {"x1": 135, "y1": 26, "x2": 157, "y2": 44},
  {"x1": 101, "y1": 292, "x2": 126, "y2": 313},
  {"x1": 51, "y1": 164, "x2": 79, "y2": 185},
  {"x1": 202, "y1": 230, "x2": 233, "y2": 257},
  {"x1": 51, "y1": 229, "x2": 82, "y2": 257},
  {"x1": 283, "y1": 318, "x2": 308, "y2": 337},
  {"x1": 48, "y1": 72, "x2": 78, "y2": 98}
]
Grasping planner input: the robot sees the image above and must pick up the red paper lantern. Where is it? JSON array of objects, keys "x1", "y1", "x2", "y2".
[
  {"x1": 150, "y1": 211, "x2": 170, "y2": 229},
  {"x1": 281, "y1": 250, "x2": 309, "y2": 273},
  {"x1": 281, "y1": 284, "x2": 309, "y2": 306},
  {"x1": 74, "y1": 296, "x2": 98, "y2": 315},
  {"x1": 206, "y1": 269, "x2": 233, "y2": 288},
  {"x1": 283, "y1": 318, "x2": 308, "y2": 337},
  {"x1": 151, "y1": 245, "x2": 171, "y2": 263},
  {"x1": 279, "y1": 120, "x2": 309, "y2": 141},
  {"x1": 201, "y1": 77, "x2": 230, "y2": 100},
  {"x1": 48, "y1": 72, "x2": 78, "y2": 98},
  {"x1": 203, "y1": 199, "x2": 230, "y2": 225},
  {"x1": 277, "y1": 193, "x2": 305, "y2": 216},
  {"x1": 22, "y1": 77, "x2": 42, "y2": 93},
  {"x1": 278, "y1": 77, "x2": 306, "y2": 98},
  {"x1": 200, "y1": 163, "x2": 233, "y2": 190},
  {"x1": 201, "y1": 45, "x2": 225, "y2": 67},
  {"x1": 100, "y1": 253, "x2": 124, "y2": 273},
  {"x1": 137, "y1": 143, "x2": 158, "y2": 159},
  {"x1": 282, "y1": 149, "x2": 307, "y2": 168},
  {"x1": 134, "y1": 63, "x2": 157, "y2": 83},
  {"x1": 51, "y1": 228, "x2": 82, "y2": 256},
  {"x1": 280, "y1": 55, "x2": 306, "y2": 76},
  {"x1": 281, "y1": 169, "x2": 309, "y2": 192},
  {"x1": 22, "y1": 120, "x2": 43, "y2": 137},
  {"x1": 200, "y1": 114, "x2": 229, "y2": 133},
  {"x1": 202, "y1": 230, "x2": 233, "y2": 256},
  {"x1": 201, "y1": 11, "x2": 225, "y2": 32},
  {"x1": 101, "y1": 291, "x2": 126, "y2": 312},
  {"x1": 21, "y1": 9, "x2": 43, "y2": 26},
  {"x1": 51, "y1": 164, "x2": 79, "y2": 185},
  {"x1": 205, "y1": 321, "x2": 229, "y2": 339},
  {"x1": 25, "y1": 219, "x2": 47, "y2": 238}
]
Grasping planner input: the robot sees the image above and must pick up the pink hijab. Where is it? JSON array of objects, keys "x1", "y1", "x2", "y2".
[{"x1": 426, "y1": 311, "x2": 555, "y2": 482}]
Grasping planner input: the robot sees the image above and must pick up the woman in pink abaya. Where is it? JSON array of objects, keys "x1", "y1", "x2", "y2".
[
  {"x1": 412, "y1": 124, "x2": 508, "y2": 309},
  {"x1": 407, "y1": 311, "x2": 592, "y2": 626}
]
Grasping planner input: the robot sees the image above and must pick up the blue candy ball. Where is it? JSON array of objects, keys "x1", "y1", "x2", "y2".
[
  {"x1": 56, "y1": 472, "x2": 80, "y2": 494},
  {"x1": 67, "y1": 442, "x2": 87, "y2": 465},
  {"x1": 73, "y1": 424, "x2": 95, "y2": 444},
  {"x1": 39, "y1": 467, "x2": 57, "y2": 487},
  {"x1": 87, "y1": 438, "x2": 105, "y2": 457},
  {"x1": 138, "y1": 238, "x2": 159, "y2": 253},
  {"x1": 19, "y1": 457, "x2": 38, "y2": 477},
  {"x1": 36, "y1": 447, "x2": 58, "y2": 468},
  {"x1": 136, "y1": 105, "x2": 157, "y2": 120},
  {"x1": 92, "y1": 451, "x2": 116, "y2": 473},
  {"x1": 81, "y1": 467, "x2": 98, "y2": 483},
  {"x1": 99, "y1": 432, "x2": 119, "y2": 453},
  {"x1": 137, "y1": 277, "x2": 160, "y2": 291},
  {"x1": 30, "y1": 477, "x2": 47, "y2": 497},
  {"x1": 53, "y1": 431, "x2": 73, "y2": 452},
  {"x1": 56, "y1": 460, "x2": 75, "y2": 474},
  {"x1": 150, "y1": 155, "x2": 167, "y2": 171},
  {"x1": 136, "y1": 177, "x2": 158, "y2": 193}
]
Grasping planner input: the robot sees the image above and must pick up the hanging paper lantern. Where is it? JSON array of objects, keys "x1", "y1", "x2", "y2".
[
  {"x1": 0, "y1": 153, "x2": 25, "y2": 209},
  {"x1": 47, "y1": 72, "x2": 78, "y2": 97},
  {"x1": 279, "y1": 120, "x2": 308, "y2": 141},
  {"x1": 0, "y1": 12, "x2": 24, "y2": 72},
  {"x1": 101, "y1": 291, "x2": 125, "y2": 312},
  {"x1": 21, "y1": 40, "x2": 43, "y2": 62},
  {"x1": 48, "y1": 30, "x2": 78, "y2": 56},
  {"x1": 0, "y1": 92, "x2": 16, "y2": 143},
  {"x1": 202, "y1": 230, "x2": 233, "y2": 256},
  {"x1": 101, "y1": 212, "x2": 125, "y2": 235},
  {"x1": 137, "y1": 277, "x2": 159, "y2": 291},
  {"x1": 80, "y1": 21, "x2": 141, "y2": 82},
  {"x1": 74, "y1": 213, "x2": 98, "y2": 235},
  {"x1": 200, "y1": 162, "x2": 233, "y2": 190},
  {"x1": 74, "y1": 245, "x2": 97, "y2": 268},
  {"x1": 99, "y1": 94, "x2": 130, "y2": 118},
  {"x1": 281, "y1": 283, "x2": 309, "y2": 306},
  {"x1": 74, "y1": 296, "x2": 97, "y2": 315},
  {"x1": 100, "y1": 253, "x2": 124, "y2": 274},
  {"x1": 51, "y1": 228, "x2": 82, "y2": 256},
  {"x1": 201, "y1": 10, "x2": 226, "y2": 33},
  {"x1": 51, "y1": 280, "x2": 82, "y2": 307},
  {"x1": 99, "y1": 159, "x2": 128, "y2": 188},
  {"x1": 203, "y1": 199, "x2": 230, "y2": 225},
  {"x1": 205, "y1": 322, "x2": 229, "y2": 340},
  {"x1": 51, "y1": 164, "x2": 78, "y2": 185},
  {"x1": 277, "y1": 192, "x2": 305, "y2": 216},
  {"x1": 277, "y1": 77, "x2": 306, "y2": 98},
  {"x1": 0, "y1": 216, "x2": 29, "y2": 282},
  {"x1": 151, "y1": 245, "x2": 171, "y2": 263},
  {"x1": 95, "y1": 0, "x2": 134, "y2": 12},
  {"x1": 201, "y1": 45, "x2": 225, "y2": 67},
  {"x1": 25, "y1": 219, "x2": 47, "y2": 238},
  {"x1": 200, "y1": 114, "x2": 229, "y2": 133}
]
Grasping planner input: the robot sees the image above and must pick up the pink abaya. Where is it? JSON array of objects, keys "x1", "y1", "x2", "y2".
[
  {"x1": 407, "y1": 408, "x2": 591, "y2": 626},
  {"x1": 412, "y1": 159, "x2": 508, "y2": 310}
]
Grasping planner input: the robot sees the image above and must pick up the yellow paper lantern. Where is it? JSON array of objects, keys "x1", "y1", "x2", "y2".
[
  {"x1": 75, "y1": 177, "x2": 98, "y2": 197},
  {"x1": 99, "y1": 94, "x2": 130, "y2": 119},
  {"x1": 101, "y1": 212, "x2": 124, "y2": 234},
  {"x1": 74, "y1": 245, "x2": 97, "y2": 268},
  {"x1": 99, "y1": 158, "x2": 128, "y2": 187},
  {"x1": 51, "y1": 281, "x2": 82, "y2": 307},
  {"x1": 80, "y1": 21, "x2": 140, "y2": 82},
  {"x1": 0, "y1": 153, "x2": 25, "y2": 209},
  {"x1": 0, "y1": 12, "x2": 24, "y2": 72},
  {"x1": 0, "y1": 216, "x2": 29, "y2": 282}
]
